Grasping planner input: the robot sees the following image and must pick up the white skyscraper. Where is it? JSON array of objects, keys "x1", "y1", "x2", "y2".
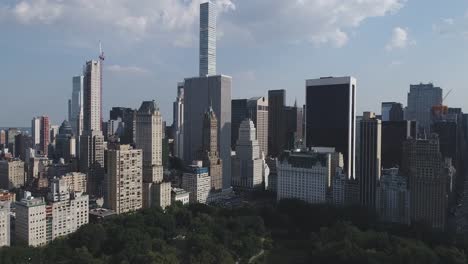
[
  {"x1": 31, "y1": 117, "x2": 41, "y2": 147},
  {"x1": 80, "y1": 59, "x2": 104, "y2": 197},
  {"x1": 83, "y1": 61, "x2": 102, "y2": 132},
  {"x1": 199, "y1": 1, "x2": 217, "y2": 76},
  {"x1": 70, "y1": 76, "x2": 84, "y2": 136},
  {"x1": 232, "y1": 119, "x2": 265, "y2": 190},
  {"x1": 173, "y1": 82, "x2": 184, "y2": 158}
]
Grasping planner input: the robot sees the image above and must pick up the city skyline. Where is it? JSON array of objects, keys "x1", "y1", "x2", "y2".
[{"x1": 2, "y1": 0, "x2": 468, "y2": 127}]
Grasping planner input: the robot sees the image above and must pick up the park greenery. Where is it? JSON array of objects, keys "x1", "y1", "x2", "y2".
[{"x1": 1, "y1": 199, "x2": 468, "y2": 264}]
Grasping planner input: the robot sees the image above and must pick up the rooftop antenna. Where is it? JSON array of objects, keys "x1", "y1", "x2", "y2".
[{"x1": 99, "y1": 41, "x2": 105, "y2": 62}]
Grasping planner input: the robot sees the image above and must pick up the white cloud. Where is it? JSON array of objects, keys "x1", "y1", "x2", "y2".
[
  {"x1": 106, "y1": 65, "x2": 150, "y2": 74},
  {"x1": 0, "y1": 0, "x2": 404, "y2": 48},
  {"x1": 386, "y1": 27, "x2": 413, "y2": 50},
  {"x1": 432, "y1": 18, "x2": 456, "y2": 35}
]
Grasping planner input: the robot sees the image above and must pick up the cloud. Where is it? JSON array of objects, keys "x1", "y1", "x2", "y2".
[
  {"x1": 106, "y1": 65, "x2": 150, "y2": 74},
  {"x1": 432, "y1": 18, "x2": 456, "y2": 35},
  {"x1": 386, "y1": 27, "x2": 413, "y2": 50},
  {"x1": 0, "y1": 0, "x2": 404, "y2": 48}
]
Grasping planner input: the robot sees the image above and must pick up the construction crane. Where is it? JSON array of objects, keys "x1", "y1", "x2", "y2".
[
  {"x1": 432, "y1": 88, "x2": 454, "y2": 118},
  {"x1": 99, "y1": 41, "x2": 105, "y2": 62},
  {"x1": 442, "y1": 89, "x2": 453, "y2": 105}
]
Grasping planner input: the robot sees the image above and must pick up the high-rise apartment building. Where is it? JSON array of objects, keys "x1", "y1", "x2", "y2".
[
  {"x1": 79, "y1": 131, "x2": 104, "y2": 196},
  {"x1": 232, "y1": 97, "x2": 269, "y2": 157},
  {"x1": 406, "y1": 83, "x2": 443, "y2": 133},
  {"x1": 173, "y1": 82, "x2": 184, "y2": 158},
  {"x1": 305, "y1": 77, "x2": 357, "y2": 179},
  {"x1": 15, "y1": 193, "x2": 47, "y2": 247},
  {"x1": 198, "y1": 107, "x2": 223, "y2": 190},
  {"x1": 0, "y1": 159, "x2": 25, "y2": 189},
  {"x1": 106, "y1": 145, "x2": 143, "y2": 214},
  {"x1": 232, "y1": 119, "x2": 265, "y2": 190},
  {"x1": 359, "y1": 112, "x2": 382, "y2": 209},
  {"x1": 83, "y1": 60, "x2": 102, "y2": 132},
  {"x1": 0, "y1": 201, "x2": 10, "y2": 247},
  {"x1": 268, "y1": 90, "x2": 286, "y2": 157},
  {"x1": 47, "y1": 178, "x2": 89, "y2": 241},
  {"x1": 182, "y1": 165, "x2": 211, "y2": 204},
  {"x1": 80, "y1": 59, "x2": 104, "y2": 197},
  {"x1": 135, "y1": 101, "x2": 171, "y2": 209},
  {"x1": 183, "y1": 75, "x2": 232, "y2": 189},
  {"x1": 70, "y1": 76, "x2": 84, "y2": 137},
  {"x1": 199, "y1": 1, "x2": 216, "y2": 76},
  {"x1": 377, "y1": 168, "x2": 410, "y2": 225},
  {"x1": 403, "y1": 136, "x2": 451, "y2": 229},
  {"x1": 61, "y1": 172, "x2": 87, "y2": 193},
  {"x1": 381, "y1": 102, "x2": 404, "y2": 122},
  {"x1": 277, "y1": 150, "x2": 330, "y2": 204}
]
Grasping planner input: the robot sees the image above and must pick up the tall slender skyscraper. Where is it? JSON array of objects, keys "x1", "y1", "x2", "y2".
[
  {"x1": 305, "y1": 77, "x2": 357, "y2": 179},
  {"x1": 70, "y1": 76, "x2": 84, "y2": 136},
  {"x1": 83, "y1": 61, "x2": 102, "y2": 132},
  {"x1": 359, "y1": 112, "x2": 381, "y2": 209},
  {"x1": 199, "y1": 1, "x2": 217, "y2": 76},
  {"x1": 268, "y1": 90, "x2": 286, "y2": 157},
  {"x1": 173, "y1": 82, "x2": 184, "y2": 158},
  {"x1": 80, "y1": 59, "x2": 104, "y2": 197}
]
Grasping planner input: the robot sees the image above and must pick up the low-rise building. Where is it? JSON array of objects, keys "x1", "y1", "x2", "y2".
[
  {"x1": 15, "y1": 192, "x2": 47, "y2": 247},
  {"x1": 171, "y1": 188, "x2": 190, "y2": 205},
  {"x1": 182, "y1": 165, "x2": 211, "y2": 204},
  {"x1": 276, "y1": 150, "x2": 330, "y2": 204}
]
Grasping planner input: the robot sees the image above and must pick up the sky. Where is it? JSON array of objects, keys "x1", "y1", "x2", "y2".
[{"x1": 1, "y1": 0, "x2": 468, "y2": 127}]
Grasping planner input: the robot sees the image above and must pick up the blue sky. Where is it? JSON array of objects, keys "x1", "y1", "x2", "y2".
[{"x1": 1, "y1": 0, "x2": 468, "y2": 127}]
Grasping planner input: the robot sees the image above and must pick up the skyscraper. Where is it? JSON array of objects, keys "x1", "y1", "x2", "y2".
[
  {"x1": 231, "y1": 119, "x2": 265, "y2": 190},
  {"x1": 381, "y1": 120, "x2": 417, "y2": 169},
  {"x1": 198, "y1": 107, "x2": 223, "y2": 191},
  {"x1": 199, "y1": 1, "x2": 216, "y2": 76},
  {"x1": 268, "y1": 90, "x2": 286, "y2": 157},
  {"x1": 31, "y1": 116, "x2": 50, "y2": 156},
  {"x1": 80, "y1": 59, "x2": 104, "y2": 197},
  {"x1": 173, "y1": 82, "x2": 184, "y2": 158},
  {"x1": 359, "y1": 112, "x2": 381, "y2": 209},
  {"x1": 135, "y1": 101, "x2": 170, "y2": 209},
  {"x1": 31, "y1": 117, "x2": 41, "y2": 147},
  {"x1": 69, "y1": 76, "x2": 84, "y2": 137},
  {"x1": 183, "y1": 75, "x2": 232, "y2": 189},
  {"x1": 406, "y1": 83, "x2": 443, "y2": 133},
  {"x1": 83, "y1": 61, "x2": 102, "y2": 132},
  {"x1": 305, "y1": 76, "x2": 357, "y2": 179},
  {"x1": 231, "y1": 97, "x2": 269, "y2": 156},
  {"x1": 381, "y1": 102, "x2": 404, "y2": 122},
  {"x1": 403, "y1": 135, "x2": 452, "y2": 229}
]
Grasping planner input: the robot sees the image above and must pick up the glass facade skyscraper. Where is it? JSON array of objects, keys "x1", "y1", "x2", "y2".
[
  {"x1": 305, "y1": 77, "x2": 357, "y2": 179},
  {"x1": 199, "y1": 1, "x2": 217, "y2": 76}
]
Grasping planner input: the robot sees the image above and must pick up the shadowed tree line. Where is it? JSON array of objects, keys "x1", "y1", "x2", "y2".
[{"x1": 1, "y1": 199, "x2": 467, "y2": 264}]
